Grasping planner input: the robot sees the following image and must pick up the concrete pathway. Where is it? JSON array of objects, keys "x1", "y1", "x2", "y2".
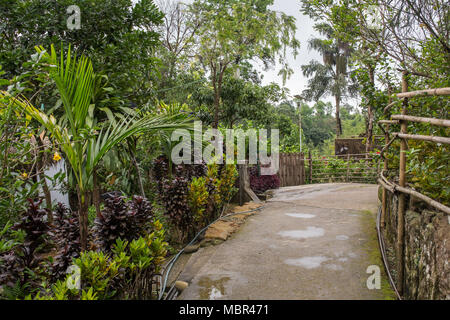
[{"x1": 178, "y1": 183, "x2": 395, "y2": 300}]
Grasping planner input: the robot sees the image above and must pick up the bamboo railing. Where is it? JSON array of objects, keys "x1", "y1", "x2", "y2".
[{"x1": 377, "y1": 79, "x2": 450, "y2": 297}]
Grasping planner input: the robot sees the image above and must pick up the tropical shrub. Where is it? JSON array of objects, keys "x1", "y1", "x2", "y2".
[
  {"x1": 152, "y1": 155, "x2": 170, "y2": 192},
  {"x1": 93, "y1": 196, "x2": 154, "y2": 252},
  {"x1": 249, "y1": 166, "x2": 280, "y2": 194},
  {"x1": 182, "y1": 163, "x2": 208, "y2": 181},
  {"x1": 214, "y1": 164, "x2": 238, "y2": 209},
  {"x1": 0, "y1": 72, "x2": 47, "y2": 229},
  {"x1": 0, "y1": 199, "x2": 50, "y2": 299},
  {"x1": 0, "y1": 221, "x2": 25, "y2": 255},
  {"x1": 49, "y1": 203, "x2": 80, "y2": 282},
  {"x1": 188, "y1": 177, "x2": 209, "y2": 227},
  {"x1": 159, "y1": 176, "x2": 192, "y2": 243},
  {"x1": 31, "y1": 223, "x2": 167, "y2": 300},
  {"x1": 406, "y1": 144, "x2": 450, "y2": 206},
  {"x1": 155, "y1": 159, "x2": 213, "y2": 241}
]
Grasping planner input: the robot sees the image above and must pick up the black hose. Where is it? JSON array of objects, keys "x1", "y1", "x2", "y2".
[{"x1": 376, "y1": 206, "x2": 402, "y2": 300}]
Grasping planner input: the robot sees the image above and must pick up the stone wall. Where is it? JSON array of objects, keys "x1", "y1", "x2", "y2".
[{"x1": 380, "y1": 187, "x2": 450, "y2": 299}]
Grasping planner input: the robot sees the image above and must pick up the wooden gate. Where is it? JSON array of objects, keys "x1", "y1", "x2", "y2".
[{"x1": 277, "y1": 153, "x2": 306, "y2": 187}]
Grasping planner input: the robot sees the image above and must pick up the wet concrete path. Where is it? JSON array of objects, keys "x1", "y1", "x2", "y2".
[{"x1": 178, "y1": 183, "x2": 395, "y2": 300}]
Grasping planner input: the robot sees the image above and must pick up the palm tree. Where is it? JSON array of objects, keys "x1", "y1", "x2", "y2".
[
  {"x1": 301, "y1": 23, "x2": 355, "y2": 136},
  {"x1": 3, "y1": 45, "x2": 193, "y2": 250}
]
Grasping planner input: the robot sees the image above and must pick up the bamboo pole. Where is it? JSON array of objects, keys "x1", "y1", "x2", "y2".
[
  {"x1": 379, "y1": 172, "x2": 450, "y2": 215},
  {"x1": 381, "y1": 134, "x2": 389, "y2": 227},
  {"x1": 301, "y1": 153, "x2": 306, "y2": 185},
  {"x1": 397, "y1": 71, "x2": 408, "y2": 295},
  {"x1": 378, "y1": 120, "x2": 399, "y2": 124},
  {"x1": 395, "y1": 185, "x2": 450, "y2": 215},
  {"x1": 395, "y1": 133, "x2": 450, "y2": 145},
  {"x1": 381, "y1": 86, "x2": 394, "y2": 228},
  {"x1": 308, "y1": 151, "x2": 312, "y2": 184},
  {"x1": 346, "y1": 154, "x2": 351, "y2": 182},
  {"x1": 391, "y1": 115, "x2": 450, "y2": 127},
  {"x1": 395, "y1": 87, "x2": 450, "y2": 98},
  {"x1": 384, "y1": 100, "x2": 401, "y2": 113},
  {"x1": 378, "y1": 177, "x2": 395, "y2": 193}
]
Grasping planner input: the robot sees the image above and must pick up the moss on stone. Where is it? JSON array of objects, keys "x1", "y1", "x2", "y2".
[{"x1": 359, "y1": 209, "x2": 397, "y2": 300}]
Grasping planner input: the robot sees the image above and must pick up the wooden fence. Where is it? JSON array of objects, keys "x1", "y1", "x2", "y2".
[{"x1": 277, "y1": 153, "x2": 306, "y2": 187}]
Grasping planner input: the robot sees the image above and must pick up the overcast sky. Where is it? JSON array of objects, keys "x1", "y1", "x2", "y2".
[{"x1": 255, "y1": 0, "x2": 322, "y2": 100}]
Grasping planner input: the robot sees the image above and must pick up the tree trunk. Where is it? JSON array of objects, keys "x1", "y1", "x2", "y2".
[
  {"x1": 36, "y1": 139, "x2": 52, "y2": 223},
  {"x1": 127, "y1": 139, "x2": 145, "y2": 197},
  {"x1": 77, "y1": 188, "x2": 89, "y2": 251},
  {"x1": 213, "y1": 84, "x2": 220, "y2": 129},
  {"x1": 39, "y1": 168, "x2": 53, "y2": 223},
  {"x1": 93, "y1": 168, "x2": 102, "y2": 218},
  {"x1": 366, "y1": 106, "x2": 374, "y2": 154},
  {"x1": 365, "y1": 67, "x2": 375, "y2": 156},
  {"x1": 132, "y1": 155, "x2": 145, "y2": 197},
  {"x1": 335, "y1": 94, "x2": 342, "y2": 136},
  {"x1": 212, "y1": 64, "x2": 225, "y2": 129}
]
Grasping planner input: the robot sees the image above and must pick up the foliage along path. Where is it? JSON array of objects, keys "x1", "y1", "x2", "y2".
[{"x1": 178, "y1": 183, "x2": 396, "y2": 300}]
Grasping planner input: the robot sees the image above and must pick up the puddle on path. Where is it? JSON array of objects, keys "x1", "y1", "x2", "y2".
[
  {"x1": 284, "y1": 256, "x2": 329, "y2": 269},
  {"x1": 285, "y1": 213, "x2": 316, "y2": 219},
  {"x1": 278, "y1": 227, "x2": 325, "y2": 239},
  {"x1": 336, "y1": 235, "x2": 349, "y2": 241},
  {"x1": 198, "y1": 276, "x2": 230, "y2": 300},
  {"x1": 325, "y1": 264, "x2": 343, "y2": 271}
]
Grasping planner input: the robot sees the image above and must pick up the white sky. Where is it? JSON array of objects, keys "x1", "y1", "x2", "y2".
[{"x1": 255, "y1": 0, "x2": 323, "y2": 100}]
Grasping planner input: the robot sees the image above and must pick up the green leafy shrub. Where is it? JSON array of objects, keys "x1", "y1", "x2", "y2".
[
  {"x1": 0, "y1": 80, "x2": 46, "y2": 229},
  {"x1": 312, "y1": 156, "x2": 377, "y2": 183},
  {"x1": 0, "y1": 221, "x2": 24, "y2": 255},
  {"x1": 30, "y1": 221, "x2": 168, "y2": 300},
  {"x1": 188, "y1": 177, "x2": 209, "y2": 227},
  {"x1": 209, "y1": 163, "x2": 238, "y2": 210}
]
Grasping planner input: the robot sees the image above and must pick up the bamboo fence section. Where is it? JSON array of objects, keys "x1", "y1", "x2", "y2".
[
  {"x1": 395, "y1": 87, "x2": 450, "y2": 98},
  {"x1": 391, "y1": 115, "x2": 450, "y2": 127},
  {"x1": 395, "y1": 133, "x2": 450, "y2": 145},
  {"x1": 377, "y1": 80, "x2": 450, "y2": 298}
]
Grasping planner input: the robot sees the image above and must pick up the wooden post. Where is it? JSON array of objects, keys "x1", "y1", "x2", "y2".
[
  {"x1": 290, "y1": 154, "x2": 293, "y2": 186},
  {"x1": 308, "y1": 151, "x2": 313, "y2": 184},
  {"x1": 381, "y1": 85, "x2": 392, "y2": 228},
  {"x1": 346, "y1": 153, "x2": 351, "y2": 182},
  {"x1": 397, "y1": 71, "x2": 409, "y2": 296},
  {"x1": 239, "y1": 163, "x2": 246, "y2": 206},
  {"x1": 301, "y1": 153, "x2": 306, "y2": 185}
]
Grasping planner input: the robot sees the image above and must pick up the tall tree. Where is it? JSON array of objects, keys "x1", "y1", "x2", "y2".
[
  {"x1": 0, "y1": 0, "x2": 164, "y2": 106},
  {"x1": 188, "y1": 0, "x2": 300, "y2": 128},
  {"x1": 156, "y1": 0, "x2": 200, "y2": 87},
  {"x1": 301, "y1": 22, "x2": 355, "y2": 136}
]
